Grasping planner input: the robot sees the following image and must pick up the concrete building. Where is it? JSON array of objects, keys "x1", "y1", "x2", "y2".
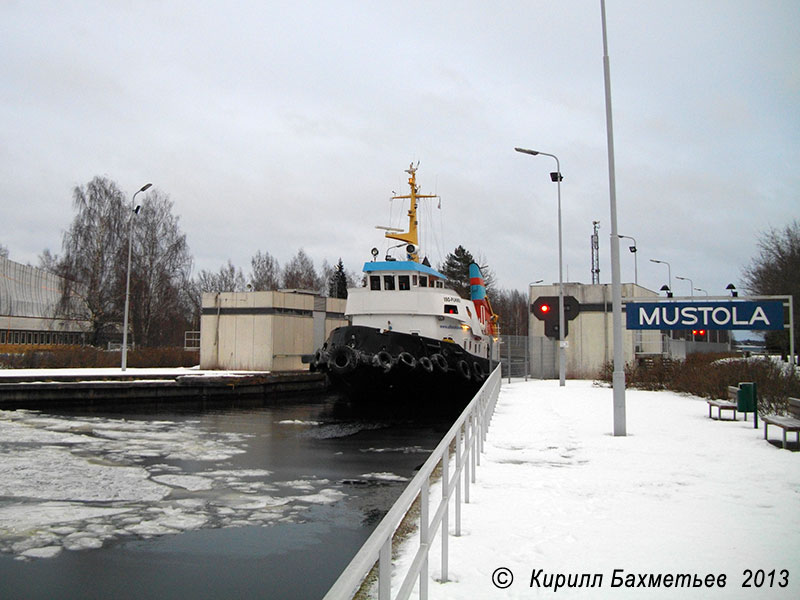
[
  {"x1": 0, "y1": 255, "x2": 88, "y2": 349},
  {"x1": 528, "y1": 282, "x2": 733, "y2": 379},
  {"x1": 199, "y1": 290, "x2": 348, "y2": 371}
]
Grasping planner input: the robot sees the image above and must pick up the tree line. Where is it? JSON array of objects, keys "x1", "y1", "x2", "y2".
[
  {"x1": 9, "y1": 176, "x2": 797, "y2": 352},
  {"x1": 28, "y1": 176, "x2": 358, "y2": 347},
  {"x1": 18, "y1": 175, "x2": 528, "y2": 348}
]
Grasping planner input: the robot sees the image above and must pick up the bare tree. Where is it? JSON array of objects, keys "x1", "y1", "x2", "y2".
[
  {"x1": 0, "y1": 243, "x2": 8, "y2": 259},
  {"x1": 38, "y1": 249, "x2": 59, "y2": 273},
  {"x1": 742, "y1": 220, "x2": 800, "y2": 355},
  {"x1": 127, "y1": 189, "x2": 193, "y2": 346},
  {"x1": 57, "y1": 176, "x2": 128, "y2": 345},
  {"x1": 250, "y1": 250, "x2": 280, "y2": 291},
  {"x1": 282, "y1": 248, "x2": 321, "y2": 291}
]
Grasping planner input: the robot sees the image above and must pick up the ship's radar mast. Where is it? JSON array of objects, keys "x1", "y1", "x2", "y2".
[{"x1": 383, "y1": 163, "x2": 438, "y2": 262}]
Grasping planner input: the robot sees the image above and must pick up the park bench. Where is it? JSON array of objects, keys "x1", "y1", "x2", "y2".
[
  {"x1": 762, "y1": 397, "x2": 800, "y2": 450},
  {"x1": 706, "y1": 386, "x2": 741, "y2": 421}
]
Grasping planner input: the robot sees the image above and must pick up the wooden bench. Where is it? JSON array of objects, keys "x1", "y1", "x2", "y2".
[
  {"x1": 707, "y1": 386, "x2": 740, "y2": 421},
  {"x1": 763, "y1": 397, "x2": 800, "y2": 450}
]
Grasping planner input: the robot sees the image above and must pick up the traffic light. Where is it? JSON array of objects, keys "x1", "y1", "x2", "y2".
[
  {"x1": 531, "y1": 296, "x2": 580, "y2": 339},
  {"x1": 692, "y1": 329, "x2": 707, "y2": 340}
]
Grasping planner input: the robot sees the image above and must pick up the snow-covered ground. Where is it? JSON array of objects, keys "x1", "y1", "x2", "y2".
[
  {"x1": 390, "y1": 380, "x2": 800, "y2": 599},
  {"x1": 0, "y1": 409, "x2": 345, "y2": 561}
]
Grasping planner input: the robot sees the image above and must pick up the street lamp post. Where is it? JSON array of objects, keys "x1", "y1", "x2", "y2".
[
  {"x1": 515, "y1": 147, "x2": 566, "y2": 387},
  {"x1": 649, "y1": 258, "x2": 672, "y2": 291},
  {"x1": 676, "y1": 275, "x2": 694, "y2": 297},
  {"x1": 121, "y1": 182, "x2": 152, "y2": 371},
  {"x1": 618, "y1": 234, "x2": 637, "y2": 285}
]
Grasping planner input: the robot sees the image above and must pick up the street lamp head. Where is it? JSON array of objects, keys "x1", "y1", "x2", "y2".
[
  {"x1": 138, "y1": 183, "x2": 153, "y2": 193},
  {"x1": 629, "y1": 245, "x2": 636, "y2": 253},
  {"x1": 514, "y1": 147, "x2": 539, "y2": 156},
  {"x1": 650, "y1": 259, "x2": 662, "y2": 265}
]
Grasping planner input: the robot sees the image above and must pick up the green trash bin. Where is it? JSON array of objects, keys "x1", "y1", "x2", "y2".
[{"x1": 737, "y1": 382, "x2": 758, "y2": 427}]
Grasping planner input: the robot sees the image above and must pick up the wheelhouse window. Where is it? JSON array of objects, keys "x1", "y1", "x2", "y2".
[
  {"x1": 444, "y1": 304, "x2": 459, "y2": 314},
  {"x1": 370, "y1": 275, "x2": 381, "y2": 290},
  {"x1": 419, "y1": 276, "x2": 428, "y2": 287},
  {"x1": 398, "y1": 275, "x2": 410, "y2": 290},
  {"x1": 383, "y1": 275, "x2": 396, "y2": 290}
]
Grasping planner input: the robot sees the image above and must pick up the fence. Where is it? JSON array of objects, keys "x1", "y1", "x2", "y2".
[
  {"x1": 498, "y1": 335, "x2": 558, "y2": 380},
  {"x1": 322, "y1": 365, "x2": 502, "y2": 600}
]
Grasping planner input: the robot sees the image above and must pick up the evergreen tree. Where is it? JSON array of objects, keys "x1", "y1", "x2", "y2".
[
  {"x1": 438, "y1": 245, "x2": 495, "y2": 298},
  {"x1": 328, "y1": 258, "x2": 349, "y2": 299}
]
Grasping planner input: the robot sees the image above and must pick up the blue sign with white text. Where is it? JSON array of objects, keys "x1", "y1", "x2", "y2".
[{"x1": 626, "y1": 301, "x2": 785, "y2": 331}]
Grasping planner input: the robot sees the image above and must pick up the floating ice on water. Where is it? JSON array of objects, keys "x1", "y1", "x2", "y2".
[
  {"x1": 0, "y1": 409, "x2": 351, "y2": 560},
  {"x1": 361, "y1": 472, "x2": 410, "y2": 482},
  {"x1": 0, "y1": 503, "x2": 134, "y2": 534},
  {"x1": 152, "y1": 475, "x2": 215, "y2": 491},
  {"x1": 20, "y1": 546, "x2": 62, "y2": 559},
  {"x1": 0, "y1": 447, "x2": 168, "y2": 502},
  {"x1": 277, "y1": 419, "x2": 321, "y2": 426},
  {"x1": 292, "y1": 489, "x2": 346, "y2": 504}
]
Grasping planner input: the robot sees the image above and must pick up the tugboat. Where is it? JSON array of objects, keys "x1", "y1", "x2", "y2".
[{"x1": 311, "y1": 163, "x2": 500, "y2": 402}]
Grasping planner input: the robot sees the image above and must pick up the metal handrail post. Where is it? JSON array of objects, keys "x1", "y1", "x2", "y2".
[
  {"x1": 441, "y1": 444, "x2": 449, "y2": 582},
  {"x1": 419, "y1": 481, "x2": 429, "y2": 600},
  {"x1": 455, "y1": 426, "x2": 462, "y2": 535}
]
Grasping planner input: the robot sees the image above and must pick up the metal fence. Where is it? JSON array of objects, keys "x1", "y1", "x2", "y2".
[
  {"x1": 322, "y1": 365, "x2": 502, "y2": 600},
  {"x1": 498, "y1": 335, "x2": 558, "y2": 380}
]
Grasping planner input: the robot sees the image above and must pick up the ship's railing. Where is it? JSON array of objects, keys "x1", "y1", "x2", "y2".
[{"x1": 323, "y1": 365, "x2": 502, "y2": 600}]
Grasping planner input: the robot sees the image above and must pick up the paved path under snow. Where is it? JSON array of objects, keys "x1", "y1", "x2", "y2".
[{"x1": 392, "y1": 380, "x2": 800, "y2": 599}]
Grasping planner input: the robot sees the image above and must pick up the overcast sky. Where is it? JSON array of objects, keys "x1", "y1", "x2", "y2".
[{"x1": 2, "y1": 0, "x2": 798, "y2": 298}]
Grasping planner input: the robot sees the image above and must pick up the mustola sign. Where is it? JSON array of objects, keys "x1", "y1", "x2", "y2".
[{"x1": 626, "y1": 301, "x2": 785, "y2": 331}]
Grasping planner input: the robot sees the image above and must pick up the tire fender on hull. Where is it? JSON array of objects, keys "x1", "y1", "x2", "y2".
[
  {"x1": 456, "y1": 359, "x2": 472, "y2": 380},
  {"x1": 329, "y1": 346, "x2": 357, "y2": 375},
  {"x1": 373, "y1": 350, "x2": 393, "y2": 373}
]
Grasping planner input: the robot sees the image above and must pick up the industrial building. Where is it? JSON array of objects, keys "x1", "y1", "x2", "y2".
[
  {"x1": 0, "y1": 255, "x2": 88, "y2": 350},
  {"x1": 529, "y1": 282, "x2": 733, "y2": 379},
  {"x1": 199, "y1": 290, "x2": 347, "y2": 371}
]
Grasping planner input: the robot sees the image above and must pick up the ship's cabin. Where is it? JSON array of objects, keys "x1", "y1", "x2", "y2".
[{"x1": 363, "y1": 261, "x2": 447, "y2": 292}]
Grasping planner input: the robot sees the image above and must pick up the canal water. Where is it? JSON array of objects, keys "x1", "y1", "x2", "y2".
[{"x1": 0, "y1": 393, "x2": 456, "y2": 599}]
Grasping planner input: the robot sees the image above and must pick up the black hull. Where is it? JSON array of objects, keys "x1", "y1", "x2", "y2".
[{"x1": 311, "y1": 325, "x2": 491, "y2": 404}]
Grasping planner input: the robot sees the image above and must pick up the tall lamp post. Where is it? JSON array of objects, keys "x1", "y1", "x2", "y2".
[
  {"x1": 515, "y1": 147, "x2": 566, "y2": 387},
  {"x1": 618, "y1": 234, "x2": 637, "y2": 285},
  {"x1": 121, "y1": 182, "x2": 152, "y2": 371},
  {"x1": 675, "y1": 275, "x2": 694, "y2": 297},
  {"x1": 649, "y1": 258, "x2": 672, "y2": 291}
]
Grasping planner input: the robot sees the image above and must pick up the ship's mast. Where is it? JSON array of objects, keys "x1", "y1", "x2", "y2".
[{"x1": 385, "y1": 163, "x2": 438, "y2": 262}]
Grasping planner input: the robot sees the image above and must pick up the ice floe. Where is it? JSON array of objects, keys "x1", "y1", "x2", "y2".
[{"x1": 0, "y1": 410, "x2": 349, "y2": 560}]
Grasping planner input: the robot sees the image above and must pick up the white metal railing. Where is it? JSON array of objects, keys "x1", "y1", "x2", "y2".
[{"x1": 323, "y1": 365, "x2": 502, "y2": 600}]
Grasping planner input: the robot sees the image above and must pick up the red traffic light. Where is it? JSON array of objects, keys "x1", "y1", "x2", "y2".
[
  {"x1": 540, "y1": 304, "x2": 551, "y2": 314},
  {"x1": 692, "y1": 330, "x2": 706, "y2": 337}
]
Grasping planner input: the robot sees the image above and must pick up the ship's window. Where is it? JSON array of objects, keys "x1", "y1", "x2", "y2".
[
  {"x1": 444, "y1": 304, "x2": 458, "y2": 314},
  {"x1": 370, "y1": 275, "x2": 381, "y2": 290},
  {"x1": 412, "y1": 275, "x2": 418, "y2": 286},
  {"x1": 419, "y1": 276, "x2": 428, "y2": 288},
  {"x1": 383, "y1": 275, "x2": 395, "y2": 290},
  {"x1": 0, "y1": 331, "x2": 5, "y2": 343},
  {"x1": 398, "y1": 275, "x2": 410, "y2": 290},
  {"x1": 435, "y1": 281, "x2": 443, "y2": 288}
]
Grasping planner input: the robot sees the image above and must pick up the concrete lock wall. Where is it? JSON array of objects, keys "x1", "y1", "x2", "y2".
[
  {"x1": 529, "y1": 283, "x2": 662, "y2": 379},
  {"x1": 200, "y1": 290, "x2": 347, "y2": 371}
]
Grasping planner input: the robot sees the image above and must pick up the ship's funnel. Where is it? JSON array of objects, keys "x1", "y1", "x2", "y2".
[{"x1": 469, "y1": 263, "x2": 486, "y2": 301}]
